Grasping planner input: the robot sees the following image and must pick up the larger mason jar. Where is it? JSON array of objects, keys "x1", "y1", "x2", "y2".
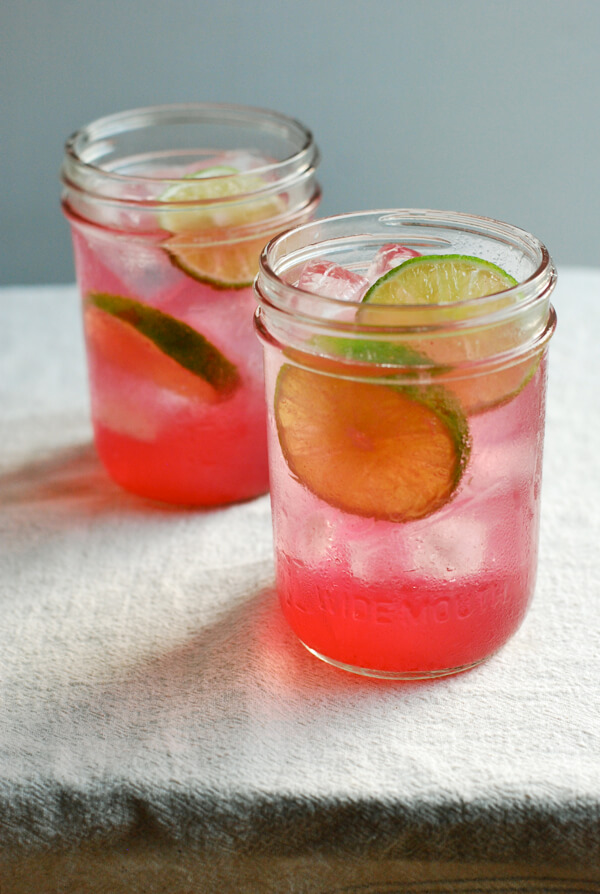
[
  {"x1": 255, "y1": 210, "x2": 556, "y2": 679},
  {"x1": 61, "y1": 103, "x2": 320, "y2": 505}
]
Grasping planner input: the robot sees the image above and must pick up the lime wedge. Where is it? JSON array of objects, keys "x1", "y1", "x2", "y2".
[
  {"x1": 275, "y1": 361, "x2": 469, "y2": 522},
  {"x1": 85, "y1": 292, "x2": 240, "y2": 399},
  {"x1": 360, "y1": 254, "x2": 534, "y2": 413}
]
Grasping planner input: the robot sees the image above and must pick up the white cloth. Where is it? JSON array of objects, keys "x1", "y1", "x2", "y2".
[{"x1": 0, "y1": 273, "x2": 599, "y2": 891}]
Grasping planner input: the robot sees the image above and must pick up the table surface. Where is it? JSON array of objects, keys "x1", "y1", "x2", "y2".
[{"x1": 1, "y1": 270, "x2": 599, "y2": 892}]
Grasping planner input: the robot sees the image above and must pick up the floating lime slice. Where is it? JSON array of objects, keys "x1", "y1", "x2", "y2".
[
  {"x1": 360, "y1": 254, "x2": 535, "y2": 412},
  {"x1": 164, "y1": 232, "x2": 273, "y2": 289},
  {"x1": 158, "y1": 165, "x2": 286, "y2": 287},
  {"x1": 157, "y1": 165, "x2": 286, "y2": 234},
  {"x1": 362, "y1": 253, "x2": 517, "y2": 306}
]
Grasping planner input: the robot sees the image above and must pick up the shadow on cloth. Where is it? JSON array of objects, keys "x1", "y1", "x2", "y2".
[
  {"x1": 0, "y1": 440, "x2": 223, "y2": 520},
  {"x1": 1, "y1": 442, "x2": 126, "y2": 510},
  {"x1": 100, "y1": 581, "x2": 439, "y2": 729}
]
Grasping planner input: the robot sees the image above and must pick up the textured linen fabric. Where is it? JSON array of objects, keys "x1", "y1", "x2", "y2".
[{"x1": 0, "y1": 273, "x2": 599, "y2": 892}]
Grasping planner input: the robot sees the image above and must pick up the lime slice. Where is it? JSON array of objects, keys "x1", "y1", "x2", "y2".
[
  {"x1": 161, "y1": 165, "x2": 240, "y2": 195},
  {"x1": 363, "y1": 253, "x2": 517, "y2": 306},
  {"x1": 164, "y1": 231, "x2": 272, "y2": 289},
  {"x1": 275, "y1": 362, "x2": 469, "y2": 523},
  {"x1": 158, "y1": 165, "x2": 285, "y2": 287},
  {"x1": 360, "y1": 254, "x2": 534, "y2": 412},
  {"x1": 85, "y1": 292, "x2": 240, "y2": 399},
  {"x1": 157, "y1": 166, "x2": 286, "y2": 234},
  {"x1": 284, "y1": 335, "x2": 428, "y2": 379}
]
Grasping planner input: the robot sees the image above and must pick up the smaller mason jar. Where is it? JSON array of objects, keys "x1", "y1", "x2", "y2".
[
  {"x1": 254, "y1": 210, "x2": 556, "y2": 679},
  {"x1": 61, "y1": 103, "x2": 320, "y2": 506}
]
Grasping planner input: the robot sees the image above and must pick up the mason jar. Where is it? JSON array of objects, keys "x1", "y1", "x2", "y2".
[
  {"x1": 61, "y1": 103, "x2": 320, "y2": 505},
  {"x1": 255, "y1": 209, "x2": 556, "y2": 678}
]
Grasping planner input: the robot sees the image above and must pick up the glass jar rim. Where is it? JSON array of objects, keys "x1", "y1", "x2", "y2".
[
  {"x1": 257, "y1": 207, "x2": 556, "y2": 330},
  {"x1": 62, "y1": 101, "x2": 319, "y2": 195}
]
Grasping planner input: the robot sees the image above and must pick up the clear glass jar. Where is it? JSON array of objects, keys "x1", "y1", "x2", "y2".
[
  {"x1": 61, "y1": 103, "x2": 320, "y2": 505},
  {"x1": 255, "y1": 209, "x2": 556, "y2": 679}
]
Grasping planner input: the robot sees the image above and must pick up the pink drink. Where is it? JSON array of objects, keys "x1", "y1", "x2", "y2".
[
  {"x1": 61, "y1": 104, "x2": 320, "y2": 505},
  {"x1": 266, "y1": 354, "x2": 547, "y2": 675},
  {"x1": 255, "y1": 210, "x2": 556, "y2": 679},
  {"x1": 67, "y1": 217, "x2": 269, "y2": 505}
]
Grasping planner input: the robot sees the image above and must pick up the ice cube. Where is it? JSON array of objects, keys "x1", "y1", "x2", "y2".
[
  {"x1": 89, "y1": 234, "x2": 183, "y2": 303},
  {"x1": 213, "y1": 149, "x2": 271, "y2": 173},
  {"x1": 294, "y1": 513, "x2": 338, "y2": 564},
  {"x1": 297, "y1": 259, "x2": 369, "y2": 302},
  {"x1": 160, "y1": 150, "x2": 270, "y2": 180},
  {"x1": 409, "y1": 517, "x2": 487, "y2": 578},
  {"x1": 93, "y1": 388, "x2": 160, "y2": 441},
  {"x1": 367, "y1": 243, "x2": 421, "y2": 283}
]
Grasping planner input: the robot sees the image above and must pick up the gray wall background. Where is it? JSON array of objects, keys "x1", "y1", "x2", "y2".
[{"x1": 2, "y1": 0, "x2": 598, "y2": 285}]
